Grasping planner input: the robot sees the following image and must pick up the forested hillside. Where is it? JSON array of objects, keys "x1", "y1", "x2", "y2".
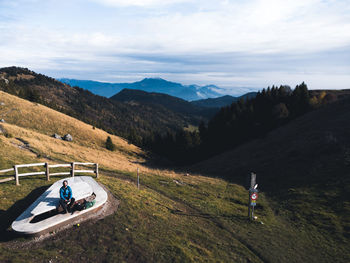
[
  {"x1": 0, "y1": 67, "x2": 208, "y2": 145},
  {"x1": 191, "y1": 92, "x2": 257, "y2": 108},
  {"x1": 111, "y1": 88, "x2": 215, "y2": 120},
  {"x1": 2, "y1": 67, "x2": 349, "y2": 167},
  {"x1": 148, "y1": 83, "x2": 350, "y2": 164}
]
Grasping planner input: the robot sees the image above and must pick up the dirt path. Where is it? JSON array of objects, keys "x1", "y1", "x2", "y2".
[{"x1": 102, "y1": 170, "x2": 268, "y2": 263}]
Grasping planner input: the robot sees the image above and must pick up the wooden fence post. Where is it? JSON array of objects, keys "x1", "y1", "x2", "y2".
[
  {"x1": 14, "y1": 165, "x2": 19, "y2": 186},
  {"x1": 95, "y1": 163, "x2": 99, "y2": 178},
  {"x1": 0, "y1": 162, "x2": 100, "y2": 185},
  {"x1": 137, "y1": 167, "x2": 140, "y2": 190},
  {"x1": 71, "y1": 162, "x2": 75, "y2": 177},
  {"x1": 45, "y1": 162, "x2": 50, "y2": 181}
]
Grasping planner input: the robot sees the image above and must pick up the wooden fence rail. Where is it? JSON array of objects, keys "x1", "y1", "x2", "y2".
[{"x1": 0, "y1": 162, "x2": 99, "y2": 186}]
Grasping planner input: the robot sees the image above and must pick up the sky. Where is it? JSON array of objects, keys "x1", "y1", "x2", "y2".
[{"x1": 0, "y1": 0, "x2": 350, "y2": 95}]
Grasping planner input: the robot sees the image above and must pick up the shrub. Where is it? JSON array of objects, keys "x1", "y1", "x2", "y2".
[
  {"x1": 106, "y1": 136, "x2": 115, "y2": 151},
  {"x1": 4, "y1": 132, "x2": 13, "y2": 138}
]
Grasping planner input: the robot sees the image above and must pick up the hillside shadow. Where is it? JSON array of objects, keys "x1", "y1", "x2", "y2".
[{"x1": 0, "y1": 185, "x2": 48, "y2": 242}]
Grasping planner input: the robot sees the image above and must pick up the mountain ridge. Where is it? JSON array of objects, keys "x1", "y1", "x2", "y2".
[
  {"x1": 0, "y1": 67, "x2": 207, "y2": 144},
  {"x1": 111, "y1": 88, "x2": 217, "y2": 119},
  {"x1": 191, "y1": 92, "x2": 258, "y2": 108},
  {"x1": 59, "y1": 77, "x2": 225, "y2": 101}
]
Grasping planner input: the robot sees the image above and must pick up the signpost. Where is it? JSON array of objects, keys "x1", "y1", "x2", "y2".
[
  {"x1": 250, "y1": 192, "x2": 258, "y2": 201},
  {"x1": 248, "y1": 172, "x2": 259, "y2": 220}
]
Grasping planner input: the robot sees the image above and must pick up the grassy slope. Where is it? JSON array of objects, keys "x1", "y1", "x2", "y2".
[
  {"x1": 190, "y1": 97, "x2": 350, "y2": 261},
  {"x1": 0, "y1": 90, "x2": 144, "y2": 171},
  {"x1": 0, "y1": 91, "x2": 349, "y2": 262}
]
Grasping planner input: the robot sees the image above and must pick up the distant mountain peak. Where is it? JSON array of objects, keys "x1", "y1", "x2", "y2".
[
  {"x1": 141, "y1": 77, "x2": 161, "y2": 82},
  {"x1": 142, "y1": 77, "x2": 165, "y2": 81},
  {"x1": 59, "y1": 78, "x2": 224, "y2": 101},
  {"x1": 138, "y1": 78, "x2": 182, "y2": 88}
]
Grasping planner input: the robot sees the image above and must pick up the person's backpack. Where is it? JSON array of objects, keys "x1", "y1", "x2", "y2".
[
  {"x1": 85, "y1": 199, "x2": 96, "y2": 209},
  {"x1": 75, "y1": 202, "x2": 85, "y2": 211}
]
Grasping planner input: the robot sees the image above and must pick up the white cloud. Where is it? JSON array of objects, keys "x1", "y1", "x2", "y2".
[
  {"x1": 134, "y1": 0, "x2": 350, "y2": 54},
  {"x1": 0, "y1": 0, "x2": 349, "y2": 90},
  {"x1": 91, "y1": 0, "x2": 190, "y2": 7},
  {"x1": 2, "y1": 0, "x2": 350, "y2": 55}
]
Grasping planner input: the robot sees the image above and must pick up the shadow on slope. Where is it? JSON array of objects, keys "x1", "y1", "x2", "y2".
[
  {"x1": 189, "y1": 97, "x2": 350, "y2": 244},
  {"x1": 190, "y1": 97, "x2": 350, "y2": 192},
  {"x1": 0, "y1": 185, "x2": 48, "y2": 242}
]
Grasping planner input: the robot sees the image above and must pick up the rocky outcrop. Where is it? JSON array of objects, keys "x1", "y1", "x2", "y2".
[
  {"x1": 52, "y1": 133, "x2": 62, "y2": 140},
  {"x1": 63, "y1": 134, "x2": 73, "y2": 141}
]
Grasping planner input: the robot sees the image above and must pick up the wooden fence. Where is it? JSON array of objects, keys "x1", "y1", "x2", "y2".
[{"x1": 0, "y1": 162, "x2": 99, "y2": 186}]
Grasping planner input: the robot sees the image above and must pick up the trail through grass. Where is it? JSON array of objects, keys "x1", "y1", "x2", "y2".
[{"x1": 1, "y1": 169, "x2": 348, "y2": 262}]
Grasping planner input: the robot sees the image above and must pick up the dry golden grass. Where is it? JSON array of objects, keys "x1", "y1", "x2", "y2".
[
  {"x1": 0, "y1": 91, "x2": 146, "y2": 172},
  {"x1": 1, "y1": 123, "x2": 144, "y2": 172},
  {"x1": 0, "y1": 121, "x2": 220, "y2": 186},
  {"x1": 0, "y1": 136, "x2": 40, "y2": 167},
  {"x1": 0, "y1": 90, "x2": 140, "y2": 154},
  {"x1": 0, "y1": 91, "x2": 216, "y2": 181}
]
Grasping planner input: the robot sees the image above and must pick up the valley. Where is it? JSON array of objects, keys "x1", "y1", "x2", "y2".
[{"x1": 0, "y1": 72, "x2": 349, "y2": 262}]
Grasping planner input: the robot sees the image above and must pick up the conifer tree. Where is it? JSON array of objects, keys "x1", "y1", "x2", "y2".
[{"x1": 106, "y1": 136, "x2": 116, "y2": 151}]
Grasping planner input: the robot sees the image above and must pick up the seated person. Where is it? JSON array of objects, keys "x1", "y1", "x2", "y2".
[{"x1": 59, "y1": 180, "x2": 75, "y2": 213}]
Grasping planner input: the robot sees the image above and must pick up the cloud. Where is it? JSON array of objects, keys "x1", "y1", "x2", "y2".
[
  {"x1": 139, "y1": 0, "x2": 350, "y2": 53},
  {"x1": 91, "y1": 0, "x2": 190, "y2": 7},
  {"x1": 0, "y1": 0, "x2": 349, "y2": 91},
  {"x1": 2, "y1": 0, "x2": 350, "y2": 54}
]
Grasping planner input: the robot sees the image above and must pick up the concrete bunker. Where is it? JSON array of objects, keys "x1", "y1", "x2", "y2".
[{"x1": 12, "y1": 176, "x2": 108, "y2": 236}]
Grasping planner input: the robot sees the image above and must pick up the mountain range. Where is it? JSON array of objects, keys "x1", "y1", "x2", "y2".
[
  {"x1": 0, "y1": 67, "x2": 215, "y2": 145},
  {"x1": 111, "y1": 88, "x2": 216, "y2": 117},
  {"x1": 191, "y1": 92, "x2": 257, "y2": 108},
  {"x1": 59, "y1": 78, "x2": 225, "y2": 101}
]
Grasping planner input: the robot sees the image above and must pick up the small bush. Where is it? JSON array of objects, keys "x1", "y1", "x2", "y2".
[
  {"x1": 106, "y1": 136, "x2": 115, "y2": 151},
  {"x1": 4, "y1": 132, "x2": 13, "y2": 138}
]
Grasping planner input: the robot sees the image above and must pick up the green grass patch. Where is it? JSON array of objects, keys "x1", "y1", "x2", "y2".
[{"x1": 0, "y1": 170, "x2": 349, "y2": 262}]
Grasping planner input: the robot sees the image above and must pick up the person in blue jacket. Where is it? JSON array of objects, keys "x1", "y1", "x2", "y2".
[{"x1": 59, "y1": 180, "x2": 75, "y2": 213}]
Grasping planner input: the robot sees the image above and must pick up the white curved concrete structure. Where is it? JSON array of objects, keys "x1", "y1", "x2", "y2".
[{"x1": 12, "y1": 176, "x2": 108, "y2": 236}]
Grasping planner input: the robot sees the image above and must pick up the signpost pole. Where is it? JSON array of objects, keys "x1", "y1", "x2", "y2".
[
  {"x1": 248, "y1": 172, "x2": 257, "y2": 220},
  {"x1": 248, "y1": 191, "x2": 251, "y2": 218},
  {"x1": 137, "y1": 167, "x2": 139, "y2": 190}
]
